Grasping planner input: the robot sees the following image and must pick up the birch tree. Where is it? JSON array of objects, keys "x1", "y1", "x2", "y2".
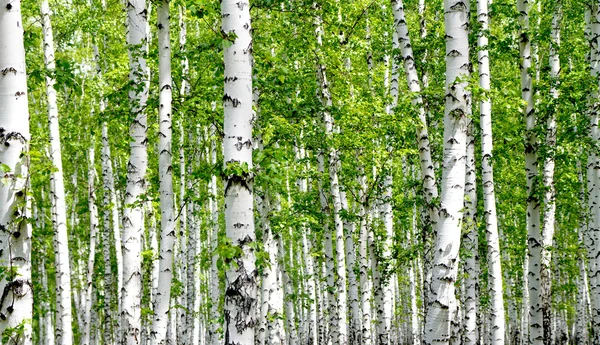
[
  {"x1": 477, "y1": 0, "x2": 505, "y2": 342},
  {"x1": 517, "y1": 0, "x2": 543, "y2": 343},
  {"x1": 80, "y1": 148, "x2": 98, "y2": 345},
  {"x1": 41, "y1": 1, "x2": 73, "y2": 342},
  {"x1": 424, "y1": 0, "x2": 470, "y2": 343},
  {"x1": 121, "y1": 0, "x2": 150, "y2": 341},
  {"x1": 540, "y1": 4, "x2": 561, "y2": 344},
  {"x1": 150, "y1": 0, "x2": 176, "y2": 343},
  {"x1": 221, "y1": 0, "x2": 257, "y2": 344},
  {"x1": 0, "y1": 1, "x2": 33, "y2": 342}
]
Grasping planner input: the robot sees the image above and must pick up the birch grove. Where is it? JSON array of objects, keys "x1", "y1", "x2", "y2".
[{"x1": 2, "y1": 0, "x2": 600, "y2": 344}]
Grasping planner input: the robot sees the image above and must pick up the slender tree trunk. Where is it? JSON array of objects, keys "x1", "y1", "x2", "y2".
[
  {"x1": 296, "y1": 145, "x2": 317, "y2": 345},
  {"x1": 101, "y1": 121, "x2": 121, "y2": 344},
  {"x1": 577, "y1": 162, "x2": 590, "y2": 345},
  {"x1": 587, "y1": 4, "x2": 600, "y2": 342},
  {"x1": 150, "y1": 0, "x2": 176, "y2": 343},
  {"x1": 41, "y1": 1, "x2": 73, "y2": 343},
  {"x1": 463, "y1": 121, "x2": 479, "y2": 345},
  {"x1": 409, "y1": 178, "x2": 421, "y2": 345},
  {"x1": 207, "y1": 123, "x2": 220, "y2": 345},
  {"x1": 0, "y1": 2, "x2": 33, "y2": 342},
  {"x1": 256, "y1": 132, "x2": 286, "y2": 345},
  {"x1": 517, "y1": 0, "x2": 543, "y2": 343},
  {"x1": 358, "y1": 167, "x2": 372, "y2": 345},
  {"x1": 541, "y1": 5, "x2": 561, "y2": 345},
  {"x1": 314, "y1": 6, "x2": 348, "y2": 343},
  {"x1": 391, "y1": 1, "x2": 439, "y2": 321},
  {"x1": 341, "y1": 189, "x2": 361, "y2": 345},
  {"x1": 424, "y1": 0, "x2": 470, "y2": 343},
  {"x1": 221, "y1": 0, "x2": 257, "y2": 343},
  {"x1": 477, "y1": 0, "x2": 505, "y2": 342},
  {"x1": 122, "y1": 0, "x2": 150, "y2": 340},
  {"x1": 80, "y1": 148, "x2": 99, "y2": 345}
]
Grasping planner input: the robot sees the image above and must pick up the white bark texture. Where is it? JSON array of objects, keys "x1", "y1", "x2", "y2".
[
  {"x1": 577, "y1": 164, "x2": 590, "y2": 345},
  {"x1": 463, "y1": 122, "x2": 479, "y2": 345},
  {"x1": 391, "y1": 0, "x2": 438, "y2": 318},
  {"x1": 317, "y1": 152, "x2": 336, "y2": 345},
  {"x1": 295, "y1": 145, "x2": 317, "y2": 345},
  {"x1": 41, "y1": 1, "x2": 73, "y2": 343},
  {"x1": 517, "y1": 0, "x2": 542, "y2": 343},
  {"x1": 424, "y1": 0, "x2": 470, "y2": 343},
  {"x1": 150, "y1": 0, "x2": 176, "y2": 343},
  {"x1": 477, "y1": 0, "x2": 505, "y2": 342},
  {"x1": 101, "y1": 122, "x2": 122, "y2": 344},
  {"x1": 587, "y1": 4, "x2": 600, "y2": 341},
  {"x1": 209, "y1": 124, "x2": 220, "y2": 345},
  {"x1": 95, "y1": 38, "x2": 119, "y2": 342},
  {"x1": 541, "y1": 5, "x2": 561, "y2": 344},
  {"x1": 341, "y1": 190, "x2": 360, "y2": 345},
  {"x1": 358, "y1": 169, "x2": 372, "y2": 345},
  {"x1": 80, "y1": 148, "x2": 99, "y2": 345},
  {"x1": 122, "y1": 0, "x2": 150, "y2": 341},
  {"x1": 256, "y1": 132, "x2": 285, "y2": 345},
  {"x1": 314, "y1": 6, "x2": 348, "y2": 343},
  {"x1": 222, "y1": 0, "x2": 257, "y2": 344},
  {"x1": 0, "y1": 1, "x2": 33, "y2": 342}
]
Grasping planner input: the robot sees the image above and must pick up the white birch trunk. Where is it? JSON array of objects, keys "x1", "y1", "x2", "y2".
[
  {"x1": 122, "y1": 0, "x2": 150, "y2": 340},
  {"x1": 208, "y1": 123, "x2": 220, "y2": 345},
  {"x1": 341, "y1": 190, "x2": 361, "y2": 345},
  {"x1": 80, "y1": 148, "x2": 99, "y2": 345},
  {"x1": 477, "y1": 0, "x2": 505, "y2": 342},
  {"x1": 100, "y1": 122, "x2": 121, "y2": 344},
  {"x1": 42, "y1": 260, "x2": 55, "y2": 345},
  {"x1": 41, "y1": 1, "x2": 73, "y2": 343},
  {"x1": 391, "y1": 1, "x2": 439, "y2": 319},
  {"x1": 577, "y1": 163, "x2": 590, "y2": 345},
  {"x1": 517, "y1": 0, "x2": 543, "y2": 343},
  {"x1": 409, "y1": 187, "x2": 421, "y2": 345},
  {"x1": 150, "y1": 0, "x2": 176, "y2": 343},
  {"x1": 256, "y1": 136, "x2": 285, "y2": 345},
  {"x1": 313, "y1": 5, "x2": 348, "y2": 342},
  {"x1": 95, "y1": 40, "x2": 119, "y2": 344},
  {"x1": 0, "y1": 3, "x2": 33, "y2": 342},
  {"x1": 358, "y1": 168, "x2": 372, "y2": 345},
  {"x1": 541, "y1": 6, "x2": 561, "y2": 344},
  {"x1": 424, "y1": 0, "x2": 470, "y2": 343},
  {"x1": 221, "y1": 0, "x2": 257, "y2": 343},
  {"x1": 522, "y1": 252, "x2": 530, "y2": 345},
  {"x1": 317, "y1": 152, "x2": 336, "y2": 345},
  {"x1": 587, "y1": 4, "x2": 600, "y2": 341},
  {"x1": 296, "y1": 145, "x2": 317, "y2": 345},
  {"x1": 463, "y1": 122, "x2": 479, "y2": 345}
]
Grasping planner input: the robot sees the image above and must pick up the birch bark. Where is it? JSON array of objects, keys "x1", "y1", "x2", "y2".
[
  {"x1": 221, "y1": 0, "x2": 257, "y2": 343},
  {"x1": 391, "y1": 1, "x2": 439, "y2": 320},
  {"x1": 358, "y1": 168, "x2": 372, "y2": 345},
  {"x1": 41, "y1": 1, "x2": 73, "y2": 343},
  {"x1": 587, "y1": 3, "x2": 600, "y2": 340},
  {"x1": 341, "y1": 189, "x2": 360, "y2": 345},
  {"x1": 122, "y1": 0, "x2": 150, "y2": 340},
  {"x1": 424, "y1": 0, "x2": 470, "y2": 342},
  {"x1": 150, "y1": 0, "x2": 176, "y2": 343},
  {"x1": 463, "y1": 121, "x2": 479, "y2": 345},
  {"x1": 517, "y1": 0, "x2": 543, "y2": 342},
  {"x1": 101, "y1": 122, "x2": 121, "y2": 344},
  {"x1": 0, "y1": 1, "x2": 33, "y2": 342},
  {"x1": 541, "y1": 5, "x2": 561, "y2": 344},
  {"x1": 477, "y1": 0, "x2": 505, "y2": 342},
  {"x1": 80, "y1": 148, "x2": 99, "y2": 345}
]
